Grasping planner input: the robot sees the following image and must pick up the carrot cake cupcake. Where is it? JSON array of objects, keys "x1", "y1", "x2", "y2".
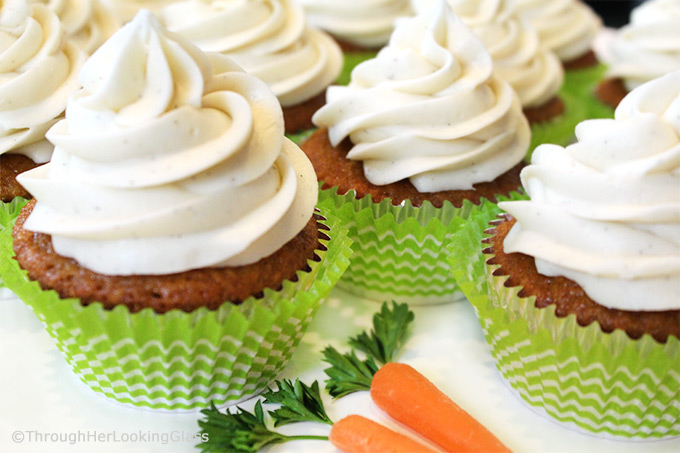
[
  {"x1": 2, "y1": 10, "x2": 350, "y2": 410},
  {"x1": 413, "y1": 0, "x2": 564, "y2": 123},
  {"x1": 159, "y1": 0, "x2": 343, "y2": 134},
  {"x1": 449, "y1": 70, "x2": 680, "y2": 438},
  {"x1": 299, "y1": 0, "x2": 413, "y2": 51},
  {"x1": 302, "y1": 1, "x2": 528, "y2": 303},
  {"x1": 0, "y1": 0, "x2": 84, "y2": 204},
  {"x1": 513, "y1": 0, "x2": 602, "y2": 69},
  {"x1": 595, "y1": 0, "x2": 680, "y2": 109}
]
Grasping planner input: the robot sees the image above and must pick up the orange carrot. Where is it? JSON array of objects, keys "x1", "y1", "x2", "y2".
[
  {"x1": 330, "y1": 414, "x2": 438, "y2": 453},
  {"x1": 370, "y1": 362, "x2": 511, "y2": 453}
]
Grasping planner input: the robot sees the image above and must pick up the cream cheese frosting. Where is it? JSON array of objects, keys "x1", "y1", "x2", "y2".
[
  {"x1": 514, "y1": 0, "x2": 601, "y2": 63},
  {"x1": 413, "y1": 0, "x2": 563, "y2": 108},
  {"x1": 500, "y1": 71, "x2": 680, "y2": 312},
  {"x1": 160, "y1": 0, "x2": 342, "y2": 108},
  {"x1": 597, "y1": 0, "x2": 680, "y2": 92},
  {"x1": 100, "y1": 0, "x2": 176, "y2": 23},
  {"x1": 17, "y1": 10, "x2": 318, "y2": 276},
  {"x1": 31, "y1": 0, "x2": 120, "y2": 54},
  {"x1": 299, "y1": 0, "x2": 413, "y2": 49},
  {"x1": 312, "y1": 0, "x2": 529, "y2": 192},
  {"x1": 0, "y1": 0, "x2": 85, "y2": 163}
]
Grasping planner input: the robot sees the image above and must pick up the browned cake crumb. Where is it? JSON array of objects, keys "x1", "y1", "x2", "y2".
[
  {"x1": 562, "y1": 49, "x2": 599, "y2": 70},
  {"x1": 522, "y1": 96, "x2": 565, "y2": 124},
  {"x1": 13, "y1": 200, "x2": 327, "y2": 313},
  {"x1": 0, "y1": 154, "x2": 40, "y2": 202},
  {"x1": 594, "y1": 77, "x2": 628, "y2": 110},
  {"x1": 301, "y1": 128, "x2": 524, "y2": 208},
  {"x1": 283, "y1": 90, "x2": 327, "y2": 134},
  {"x1": 484, "y1": 215, "x2": 679, "y2": 343},
  {"x1": 333, "y1": 37, "x2": 379, "y2": 53}
]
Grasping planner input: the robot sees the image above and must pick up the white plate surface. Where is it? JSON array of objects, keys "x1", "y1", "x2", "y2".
[{"x1": 2, "y1": 289, "x2": 679, "y2": 453}]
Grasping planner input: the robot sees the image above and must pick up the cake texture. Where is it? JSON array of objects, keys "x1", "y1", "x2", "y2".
[
  {"x1": 6, "y1": 11, "x2": 351, "y2": 410},
  {"x1": 159, "y1": 0, "x2": 343, "y2": 134},
  {"x1": 449, "y1": 71, "x2": 680, "y2": 438},
  {"x1": 304, "y1": 2, "x2": 528, "y2": 304}
]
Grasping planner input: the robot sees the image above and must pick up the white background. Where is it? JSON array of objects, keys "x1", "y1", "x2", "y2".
[{"x1": 2, "y1": 288, "x2": 679, "y2": 453}]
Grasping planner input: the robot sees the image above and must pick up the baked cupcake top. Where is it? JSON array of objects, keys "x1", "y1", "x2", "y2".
[
  {"x1": 499, "y1": 70, "x2": 680, "y2": 312},
  {"x1": 159, "y1": 0, "x2": 342, "y2": 108},
  {"x1": 597, "y1": 0, "x2": 680, "y2": 92},
  {"x1": 413, "y1": 0, "x2": 563, "y2": 109},
  {"x1": 312, "y1": 0, "x2": 529, "y2": 192},
  {"x1": 31, "y1": 0, "x2": 120, "y2": 54},
  {"x1": 0, "y1": 0, "x2": 85, "y2": 163},
  {"x1": 299, "y1": 0, "x2": 413, "y2": 49},
  {"x1": 17, "y1": 10, "x2": 318, "y2": 276},
  {"x1": 513, "y1": 0, "x2": 601, "y2": 63}
]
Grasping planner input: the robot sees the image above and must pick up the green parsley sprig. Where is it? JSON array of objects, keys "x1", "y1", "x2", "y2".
[
  {"x1": 261, "y1": 379, "x2": 333, "y2": 426},
  {"x1": 323, "y1": 301, "x2": 414, "y2": 398},
  {"x1": 198, "y1": 400, "x2": 328, "y2": 453}
]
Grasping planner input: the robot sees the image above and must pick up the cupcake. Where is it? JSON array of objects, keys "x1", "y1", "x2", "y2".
[
  {"x1": 595, "y1": 0, "x2": 680, "y2": 109},
  {"x1": 30, "y1": 0, "x2": 120, "y2": 54},
  {"x1": 449, "y1": 71, "x2": 680, "y2": 438},
  {"x1": 302, "y1": 1, "x2": 528, "y2": 304},
  {"x1": 299, "y1": 0, "x2": 414, "y2": 83},
  {"x1": 513, "y1": 0, "x2": 602, "y2": 70},
  {"x1": 0, "y1": 0, "x2": 84, "y2": 205},
  {"x1": 412, "y1": 0, "x2": 565, "y2": 124},
  {"x1": 2, "y1": 10, "x2": 351, "y2": 410},
  {"x1": 159, "y1": 0, "x2": 343, "y2": 135}
]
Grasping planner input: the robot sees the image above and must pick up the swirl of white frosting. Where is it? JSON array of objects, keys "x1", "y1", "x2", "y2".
[
  {"x1": 0, "y1": 0, "x2": 85, "y2": 163},
  {"x1": 299, "y1": 0, "x2": 413, "y2": 48},
  {"x1": 598, "y1": 0, "x2": 680, "y2": 92},
  {"x1": 312, "y1": 1, "x2": 529, "y2": 192},
  {"x1": 32, "y1": 0, "x2": 120, "y2": 54},
  {"x1": 100, "y1": 0, "x2": 176, "y2": 23},
  {"x1": 414, "y1": 0, "x2": 563, "y2": 108},
  {"x1": 514, "y1": 0, "x2": 602, "y2": 63},
  {"x1": 17, "y1": 10, "x2": 318, "y2": 276},
  {"x1": 160, "y1": 0, "x2": 342, "y2": 107},
  {"x1": 500, "y1": 71, "x2": 680, "y2": 312}
]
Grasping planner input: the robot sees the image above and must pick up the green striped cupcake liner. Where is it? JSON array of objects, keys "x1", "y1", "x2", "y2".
[
  {"x1": 448, "y1": 202, "x2": 680, "y2": 439},
  {"x1": 319, "y1": 187, "x2": 525, "y2": 305},
  {"x1": 0, "y1": 197, "x2": 28, "y2": 298},
  {"x1": 0, "y1": 204, "x2": 352, "y2": 411}
]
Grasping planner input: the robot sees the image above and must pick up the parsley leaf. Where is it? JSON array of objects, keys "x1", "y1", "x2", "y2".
[
  {"x1": 349, "y1": 301, "x2": 415, "y2": 364},
  {"x1": 322, "y1": 346, "x2": 380, "y2": 398},
  {"x1": 261, "y1": 379, "x2": 333, "y2": 426},
  {"x1": 197, "y1": 401, "x2": 327, "y2": 453}
]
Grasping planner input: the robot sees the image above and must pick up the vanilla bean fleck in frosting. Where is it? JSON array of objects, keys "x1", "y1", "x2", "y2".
[
  {"x1": 312, "y1": 0, "x2": 529, "y2": 192},
  {"x1": 514, "y1": 0, "x2": 601, "y2": 63},
  {"x1": 0, "y1": 0, "x2": 85, "y2": 163},
  {"x1": 500, "y1": 71, "x2": 680, "y2": 311},
  {"x1": 18, "y1": 10, "x2": 318, "y2": 276},
  {"x1": 414, "y1": 0, "x2": 563, "y2": 108},
  {"x1": 160, "y1": 0, "x2": 342, "y2": 108},
  {"x1": 597, "y1": 0, "x2": 680, "y2": 92},
  {"x1": 299, "y1": 0, "x2": 413, "y2": 49}
]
